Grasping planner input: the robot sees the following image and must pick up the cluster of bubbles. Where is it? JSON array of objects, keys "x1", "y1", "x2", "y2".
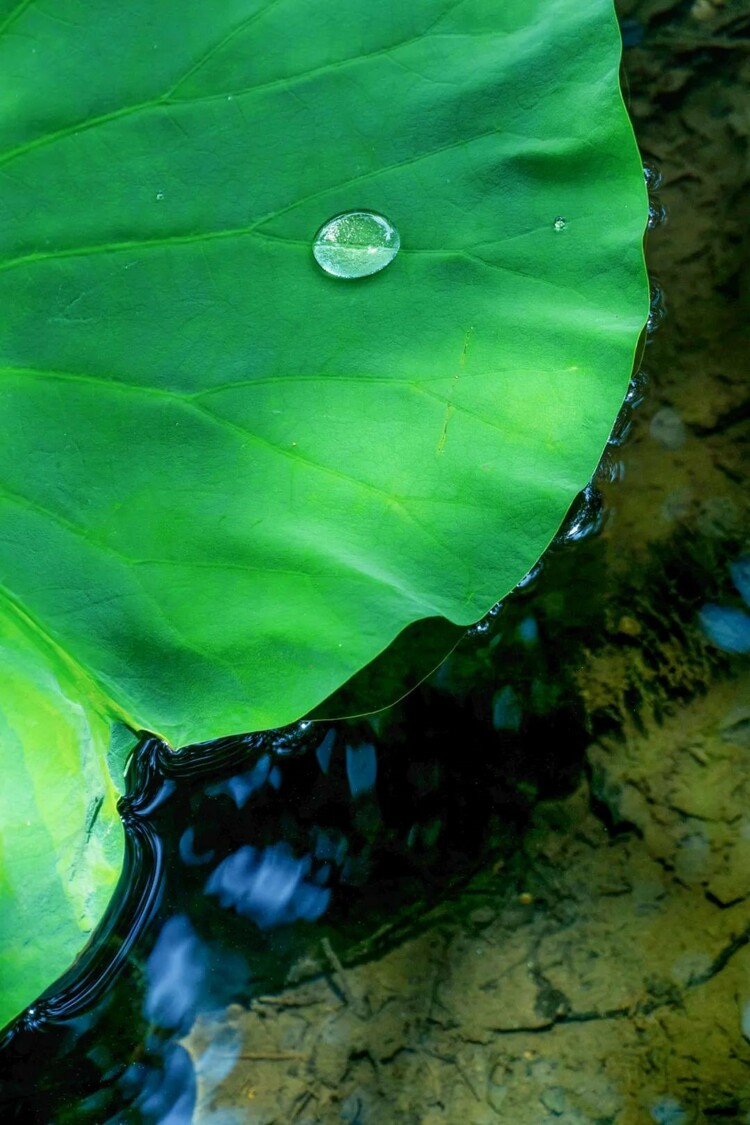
[
  {"x1": 645, "y1": 164, "x2": 667, "y2": 231},
  {"x1": 647, "y1": 280, "x2": 667, "y2": 335},
  {"x1": 644, "y1": 163, "x2": 667, "y2": 338},
  {"x1": 466, "y1": 599, "x2": 504, "y2": 637}
]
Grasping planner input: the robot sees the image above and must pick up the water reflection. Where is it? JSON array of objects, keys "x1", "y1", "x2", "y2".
[
  {"x1": 699, "y1": 553, "x2": 750, "y2": 654},
  {"x1": 121, "y1": 1041, "x2": 196, "y2": 1125},
  {"x1": 1, "y1": 679, "x2": 556, "y2": 1120},
  {"x1": 145, "y1": 916, "x2": 216, "y2": 1034},
  {"x1": 345, "y1": 742, "x2": 377, "y2": 798},
  {"x1": 205, "y1": 755, "x2": 281, "y2": 809},
  {"x1": 206, "y1": 843, "x2": 332, "y2": 927}
]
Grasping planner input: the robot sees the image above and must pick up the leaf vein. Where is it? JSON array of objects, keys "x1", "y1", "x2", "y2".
[
  {"x1": 0, "y1": 127, "x2": 503, "y2": 272},
  {"x1": 0, "y1": 0, "x2": 33, "y2": 38}
]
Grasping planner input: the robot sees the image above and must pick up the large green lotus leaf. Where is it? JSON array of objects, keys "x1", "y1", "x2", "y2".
[
  {"x1": 0, "y1": 607, "x2": 123, "y2": 1028},
  {"x1": 0, "y1": 0, "x2": 647, "y2": 1025},
  {"x1": 0, "y1": 0, "x2": 648, "y2": 747}
]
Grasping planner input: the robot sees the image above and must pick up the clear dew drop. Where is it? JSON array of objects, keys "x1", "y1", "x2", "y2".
[
  {"x1": 553, "y1": 216, "x2": 567, "y2": 232},
  {"x1": 312, "y1": 210, "x2": 400, "y2": 279}
]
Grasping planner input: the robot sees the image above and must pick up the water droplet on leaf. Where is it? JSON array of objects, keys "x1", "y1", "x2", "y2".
[{"x1": 312, "y1": 210, "x2": 400, "y2": 279}]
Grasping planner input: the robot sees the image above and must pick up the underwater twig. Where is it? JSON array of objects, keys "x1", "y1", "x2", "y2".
[{"x1": 321, "y1": 936, "x2": 366, "y2": 1016}]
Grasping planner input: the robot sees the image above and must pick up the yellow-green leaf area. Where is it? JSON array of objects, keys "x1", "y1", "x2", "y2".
[{"x1": 0, "y1": 607, "x2": 123, "y2": 1029}]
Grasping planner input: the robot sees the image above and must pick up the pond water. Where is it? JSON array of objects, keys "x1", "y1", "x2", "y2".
[{"x1": 2, "y1": 1, "x2": 749, "y2": 1121}]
